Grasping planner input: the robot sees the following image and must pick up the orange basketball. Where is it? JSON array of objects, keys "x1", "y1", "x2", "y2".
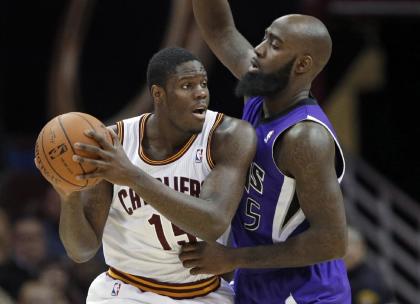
[{"x1": 35, "y1": 112, "x2": 113, "y2": 192}]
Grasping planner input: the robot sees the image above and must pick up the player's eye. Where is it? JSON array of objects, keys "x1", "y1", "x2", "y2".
[
  {"x1": 271, "y1": 43, "x2": 280, "y2": 50},
  {"x1": 182, "y1": 83, "x2": 192, "y2": 89}
]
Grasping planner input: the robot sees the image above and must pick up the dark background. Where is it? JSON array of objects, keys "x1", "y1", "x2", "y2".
[
  {"x1": 1, "y1": 0, "x2": 420, "y2": 200},
  {"x1": 1, "y1": 1, "x2": 420, "y2": 303}
]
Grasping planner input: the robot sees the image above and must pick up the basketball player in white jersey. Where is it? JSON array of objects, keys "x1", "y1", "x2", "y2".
[{"x1": 44, "y1": 47, "x2": 256, "y2": 303}]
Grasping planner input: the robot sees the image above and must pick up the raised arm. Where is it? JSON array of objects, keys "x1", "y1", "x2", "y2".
[
  {"x1": 73, "y1": 118, "x2": 256, "y2": 242},
  {"x1": 192, "y1": 0, "x2": 254, "y2": 79}
]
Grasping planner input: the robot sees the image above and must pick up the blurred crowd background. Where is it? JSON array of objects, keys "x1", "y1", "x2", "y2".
[{"x1": 1, "y1": 0, "x2": 420, "y2": 303}]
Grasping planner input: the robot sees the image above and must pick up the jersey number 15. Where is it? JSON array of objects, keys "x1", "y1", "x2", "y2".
[{"x1": 149, "y1": 214, "x2": 197, "y2": 250}]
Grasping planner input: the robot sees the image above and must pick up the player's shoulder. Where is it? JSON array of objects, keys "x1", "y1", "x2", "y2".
[
  {"x1": 210, "y1": 114, "x2": 256, "y2": 161},
  {"x1": 106, "y1": 115, "x2": 145, "y2": 137},
  {"x1": 276, "y1": 121, "x2": 335, "y2": 175},
  {"x1": 283, "y1": 120, "x2": 333, "y2": 149},
  {"x1": 215, "y1": 114, "x2": 256, "y2": 140},
  {"x1": 209, "y1": 114, "x2": 256, "y2": 165},
  {"x1": 277, "y1": 121, "x2": 335, "y2": 172}
]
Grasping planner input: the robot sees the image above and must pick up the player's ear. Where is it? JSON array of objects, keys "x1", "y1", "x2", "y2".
[
  {"x1": 295, "y1": 55, "x2": 313, "y2": 74},
  {"x1": 151, "y1": 85, "x2": 165, "y2": 104}
]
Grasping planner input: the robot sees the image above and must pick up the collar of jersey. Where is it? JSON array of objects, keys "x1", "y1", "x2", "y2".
[{"x1": 138, "y1": 113, "x2": 198, "y2": 165}]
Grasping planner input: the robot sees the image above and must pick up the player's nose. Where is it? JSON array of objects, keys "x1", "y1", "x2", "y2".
[
  {"x1": 194, "y1": 87, "x2": 207, "y2": 101},
  {"x1": 254, "y1": 42, "x2": 265, "y2": 58}
]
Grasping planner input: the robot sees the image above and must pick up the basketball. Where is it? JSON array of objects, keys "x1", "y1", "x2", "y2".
[{"x1": 35, "y1": 112, "x2": 113, "y2": 193}]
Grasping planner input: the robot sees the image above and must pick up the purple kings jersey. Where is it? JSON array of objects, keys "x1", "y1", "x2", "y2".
[{"x1": 231, "y1": 96, "x2": 350, "y2": 304}]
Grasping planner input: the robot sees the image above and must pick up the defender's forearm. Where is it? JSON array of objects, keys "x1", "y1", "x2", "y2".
[
  {"x1": 192, "y1": 0, "x2": 253, "y2": 79},
  {"x1": 192, "y1": 0, "x2": 235, "y2": 39},
  {"x1": 233, "y1": 229, "x2": 347, "y2": 269}
]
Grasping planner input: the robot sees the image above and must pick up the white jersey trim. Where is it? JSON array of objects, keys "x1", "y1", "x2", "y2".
[
  {"x1": 306, "y1": 115, "x2": 346, "y2": 182},
  {"x1": 272, "y1": 176, "x2": 296, "y2": 242},
  {"x1": 270, "y1": 115, "x2": 345, "y2": 243}
]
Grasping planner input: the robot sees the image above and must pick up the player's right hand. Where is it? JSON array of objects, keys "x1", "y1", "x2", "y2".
[{"x1": 179, "y1": 241, "x2": 236, "y2": 275}]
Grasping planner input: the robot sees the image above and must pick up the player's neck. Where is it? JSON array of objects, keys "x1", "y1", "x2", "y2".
[
  {"x1": 145, "y1": 114, "x2": 194, "y2": 154},
  {"x1": 262, "y1": 88, "x2": 310, "y2": 119}
]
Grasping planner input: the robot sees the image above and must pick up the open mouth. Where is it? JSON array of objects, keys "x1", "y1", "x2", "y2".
[
  {"x1": 193, "y1": 108, "x2": 206, "y2": 114},
  {"x1": 192, "y1": 107, "x2": 207, "y2": 119}
]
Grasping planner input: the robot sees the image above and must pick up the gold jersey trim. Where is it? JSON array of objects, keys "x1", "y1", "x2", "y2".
[
  {"x1": 116, "y1": 120, "x2": 124, "y2": 145},
  {"x1": 138, "y1": 113, "x2": 198, "y2": 165},
  {"x1": 107, "y1": 267, "x2": 220, "y2": 299},
  {"x1": 206, "y1": 113, "x2": 224, "y2": 169}
]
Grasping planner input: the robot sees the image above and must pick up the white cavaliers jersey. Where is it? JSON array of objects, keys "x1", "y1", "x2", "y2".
[{"x1": 102, "y1": 110, "x2": 225, "y2": 284}]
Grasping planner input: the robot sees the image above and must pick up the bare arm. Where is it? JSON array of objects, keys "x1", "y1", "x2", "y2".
[
  {"x1": 234, "y1": 122, "x2": 347, "y2": 267},
  {"x1": 74, "y1": 118, "x2": 257, "y2": 241},
  {"x1": 131, "y1": 118, "x2": 256, "y2": 241},
  {"x1": 180, "y1": 122, "x2": 347, "y2": 274},
  {"x1": 39, "y1": 126, "x2": 117, "y2": 263},
  {"x1": 192, "y1": 0, "x2": 254, "y2": 79},
  {"x1": 58, "y1": 181, "x2": 112, "y2": 263}
]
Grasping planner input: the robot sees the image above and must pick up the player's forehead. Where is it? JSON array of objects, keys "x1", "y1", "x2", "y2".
[
  {"x1": 173, "y1": 60, "x2": 207, "y2": 81},
  {"x1": 268, "y1": 16, "x2": 302, "y2": 43}
]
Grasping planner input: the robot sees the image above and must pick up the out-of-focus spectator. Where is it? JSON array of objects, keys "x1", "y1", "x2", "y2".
[
  {"x1": 39, "y1": 259, "x2": 84, "y2": 303},
  {"x1": 0, "y1": 208, "x2": 12, "y2": 265},
  {"x1": 0, "y1": 171, "x2": 48, "y2": 221},
  {"x1": 0, "y1": 210, "x2": 33, "y2": 299},
  {"x1": 40, "y1": 187, "x2": 67, "y2": 257},
  {"x1": 17, "y1": 280, "x2": 68, "y2": 304},
  {"x1": 0, "y1": 287, "x2": 14, "y2": 304},
  {"x1": 0, "y1": 209, "x2": 15, "y2": 303},
  {"x1": 68, "y1": 253, "x2": 107, "y2": 295},
  {"x1": 344, "y1": 226, "x2": 395, "y2": 304},
  {"x1": 13, "y1": 217, "x2": 48, "y2": 275}
]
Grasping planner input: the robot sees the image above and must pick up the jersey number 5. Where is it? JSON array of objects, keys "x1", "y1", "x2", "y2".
[
  {"x1": 148, "y1": 214, "x2": 197, "y2": 250},
  {"x1": 244, "y1": 198, "x2": 261, "y2": 231}
]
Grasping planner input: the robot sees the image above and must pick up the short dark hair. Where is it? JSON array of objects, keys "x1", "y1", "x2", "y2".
[{"x1": 146, "y1": 47, "x2": 201, "y2": 89}]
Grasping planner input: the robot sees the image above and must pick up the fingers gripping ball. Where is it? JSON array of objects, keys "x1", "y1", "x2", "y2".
[{"x1": 35, "y1": 112, "x2": 113, "y2": 192}]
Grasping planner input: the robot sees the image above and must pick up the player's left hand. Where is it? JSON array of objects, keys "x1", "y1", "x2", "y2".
[
  {"x1": 72, "y1": 128, "x2": 139, "y2": 187},
  {"x1": 179, "y1": 241, "x2": 236, "y2": 275}
]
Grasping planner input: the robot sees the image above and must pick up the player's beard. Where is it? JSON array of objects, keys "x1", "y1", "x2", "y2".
[{"x1": 235, "y1": 58, "x2": 295, "y2": 98}]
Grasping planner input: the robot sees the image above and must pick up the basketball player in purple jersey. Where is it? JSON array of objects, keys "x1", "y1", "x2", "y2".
[{"x1": 179, "y1": 1, "x2": 351, "y2": 303}]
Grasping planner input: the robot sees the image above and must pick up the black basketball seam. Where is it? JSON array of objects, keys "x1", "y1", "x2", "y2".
[
  {"x1": 58, "y1": 114, "x2": 89, "y2": 188},
  {"x1": 72, "y1": 112, "x2": 104, "y2": 186},
  {"x1": 40, "y1": 119, "x2": 84, "y2": 188}
]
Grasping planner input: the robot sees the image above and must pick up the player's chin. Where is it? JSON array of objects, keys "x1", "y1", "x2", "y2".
[
  {"x1": 188, "y1": 116, "x2": 205, "y2": 133},
  {"x1": 188, "y1": 121, "x2": 205, "y2": 134}
]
